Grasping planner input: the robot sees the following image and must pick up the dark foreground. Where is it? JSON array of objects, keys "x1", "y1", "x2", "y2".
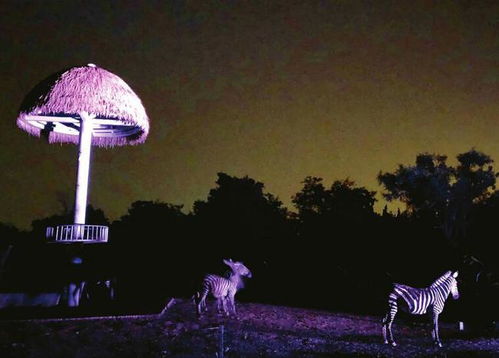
[{"x1": 0, "y1": 298, "x2": 497, "y2": 358}]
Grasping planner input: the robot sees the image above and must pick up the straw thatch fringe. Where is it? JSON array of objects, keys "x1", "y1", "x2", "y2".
[
  {"x1": 17, "y1": 114, "x2": 145, "y2": 147},
  {"x1": 17, "y1": 65, "x2": 149, "y2": 147}
]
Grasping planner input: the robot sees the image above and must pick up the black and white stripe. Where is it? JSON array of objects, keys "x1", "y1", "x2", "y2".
[
  {"x1": 382, "y1": 270, "x2": 459, "y2": 347},
  {"x1": 195, "y1": 259, "x2": 252, "y2": 316}
]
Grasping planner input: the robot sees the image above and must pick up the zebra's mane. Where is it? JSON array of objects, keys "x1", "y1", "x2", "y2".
[
  {"x1": 224, "y1": 270, "x2": 245, "y2": 289},
  {"x1": 430, "y1": 271, "x2": 453, "y2": 288}
]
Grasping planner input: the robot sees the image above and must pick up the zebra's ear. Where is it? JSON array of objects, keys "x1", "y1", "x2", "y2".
[
  {"x1": 453, "y1": 271, "x2": 459, "y2": 278},
  {"x1": 223, "y1": 259, "x2": 233, "y2": 266}
]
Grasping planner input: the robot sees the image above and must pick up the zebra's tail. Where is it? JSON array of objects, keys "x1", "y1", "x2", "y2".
[{"x1": 192, "y1": 291, "x2": 200, "y2": 305}]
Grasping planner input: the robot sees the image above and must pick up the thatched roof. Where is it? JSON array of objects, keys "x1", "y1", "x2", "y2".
[{"x1": 17, "y1": 64, "x2": 149, "y2": 147}]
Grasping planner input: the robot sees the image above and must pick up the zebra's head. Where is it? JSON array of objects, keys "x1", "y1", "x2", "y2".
[
  {"x1": 450, "y1": 271, "x2": 459, "y2": 300},
  {"x1": 223, "y1": 258, "x2": 252, "y2": 278}
]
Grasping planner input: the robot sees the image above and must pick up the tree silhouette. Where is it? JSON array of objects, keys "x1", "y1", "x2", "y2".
[
  {"x1": 291, "y1": 177, "x2": 329, "y2": 218},
  {"x1": 445, "y1": 150, "x2": 497, "y2": 244},
  {"x1": 291, "y1": 177, "x2": 378, "y2": 308},
  {"x1": 466, "y1": 192, "x2": 499, "y2": 270},
  {"x1": 112, "y1": 200, "x2": 184, "y2": 240},
  {"x1": 0, "y1": 222, "x2": 24, "y2": 245},
  {"x1": 292, "y1": 177, "x2": 377, "y2": 237},
  {"x1": 193, "y1": 172, "x2": 289, "y2": 259},
  {"x1": 377, "y1": 153, "x2": 451, "y2": 220},
  {"x1": 112, "y1": 200, "x2": 187, "y2": 262},
  {"x1": 111, "y1": 200, "x2": 190, "y2": 302},
  {"x1": 378, "y1": 149, "x2": 496, "y2": 245}
]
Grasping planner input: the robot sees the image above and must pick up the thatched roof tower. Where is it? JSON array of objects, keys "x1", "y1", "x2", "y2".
[
  {"x1": 16, "y1": 64, "x2": 150, "y2": 242},
  {"x1": 17, "y1": 64, "x2": 149, "y2": 147}
]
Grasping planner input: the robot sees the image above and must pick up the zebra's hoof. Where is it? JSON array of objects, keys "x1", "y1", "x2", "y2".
[
  {"x1": 391, "y1": 342, "x2": 397, "y2": 347},
  {"x1": 435, "y1": 342, "x2": 442, "y2": 348}
]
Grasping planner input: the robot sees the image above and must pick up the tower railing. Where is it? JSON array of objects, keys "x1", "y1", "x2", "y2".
[{"x1": 46, "y1": 224, "x2": 109, "y2": 243}]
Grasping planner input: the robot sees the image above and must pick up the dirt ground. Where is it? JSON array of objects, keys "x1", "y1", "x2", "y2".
[{"x1": 0, "y1": 298, "x2": 497, "y2": 358}]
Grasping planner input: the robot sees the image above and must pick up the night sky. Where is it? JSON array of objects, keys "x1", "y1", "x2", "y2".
[{"x1": 1, "y1": 1, "x2": 499, "y2": 229}]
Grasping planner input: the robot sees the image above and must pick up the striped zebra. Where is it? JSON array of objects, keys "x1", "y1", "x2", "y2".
[
  {"x1": 195, "y1": 259, "x2": 252, "y2": 316},
  {"x1": 382, "y1": 271, "x2": 459, "y2": 347}
]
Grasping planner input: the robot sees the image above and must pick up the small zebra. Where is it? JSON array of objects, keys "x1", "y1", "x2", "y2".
[
  {"x1": 195, "y1": 258, "x2": 252, "y2": 316},
  {"x1": 382, "y1": 270, "x2": 459, "y2": 347}
]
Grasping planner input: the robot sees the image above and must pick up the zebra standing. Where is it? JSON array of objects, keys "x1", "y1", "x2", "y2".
[
  {"x1": 195, "y1": 258, "x2": 252, "y2": 316},
  {"x1": 382, "y1": 271, "x2": 459, "y2": 347}
]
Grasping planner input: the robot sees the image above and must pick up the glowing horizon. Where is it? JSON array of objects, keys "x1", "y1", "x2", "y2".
[{"x1": 2, "y1": 1, "x2": 499, "y2": 229}]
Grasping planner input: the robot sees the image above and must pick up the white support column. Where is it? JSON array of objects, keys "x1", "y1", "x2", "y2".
[{"x1": 74, "y1": 112, "x2": 94, "y2": 226}]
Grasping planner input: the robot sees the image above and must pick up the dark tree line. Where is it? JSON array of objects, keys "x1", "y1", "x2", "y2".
[{"x1": 1, "y1": 149, "x2": 498, "y2": 328}]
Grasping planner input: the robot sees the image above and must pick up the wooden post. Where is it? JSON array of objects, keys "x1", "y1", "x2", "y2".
[
  {"x1": 0, "y1": 245, "x2": 13, "y2": 280},
  {"x1": 74, "y1": 112, "x2": 94, "y2": 228},
  {"x1": 219, "y1": 325, "x2": 224, "y2": 358}
]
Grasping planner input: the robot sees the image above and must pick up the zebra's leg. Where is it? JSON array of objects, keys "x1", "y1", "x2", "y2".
[
  {"x1": 193, "y1": 292, "x2": 202, "y2": 316},
  {"x1": 229, "y1": 294, "x2": 237, "y2": 316},
  {"x1": 432, "y1": 312, "x2": 442, "y2": 347},
  {"x1": 382, "y1": 294, "x2": 398, "y2": 346},
  {"x1": 201, "y1": 293, "x2": 207, "y2": 312},
  {"x1": 221, "y1": 296, "x2": 229, "y2": 316},
  {"x1": 197, "y1": 290, "x2": 209, "y2": 316},
  {"x1": 382, "y1": 314, "x2": 389, "y2": 344},
  {"x1": 382, "y1": 313, "x2": 396, "y2": 345},
  {"x1": 386, "y1": 314, "x2": 397, "y2": 346},
  {"x1": 216, "y1": 297, "x2": 223, "y2": 314},
  {"x1": 196, "y1": 297, "x2": 202, "y2": 316}
]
